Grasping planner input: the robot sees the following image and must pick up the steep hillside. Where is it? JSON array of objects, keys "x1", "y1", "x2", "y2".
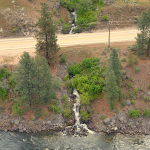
[{"x1": 0, "y1": 0, "x2": 150, "y2": 38}]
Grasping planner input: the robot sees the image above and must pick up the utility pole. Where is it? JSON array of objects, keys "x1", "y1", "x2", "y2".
[{"x1": 108, "y1": 21, "x2": 110, "y2": 49}]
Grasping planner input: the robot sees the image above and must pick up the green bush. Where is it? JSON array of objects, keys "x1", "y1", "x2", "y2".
[
  {"x1": 133, "y1": 87, "x2": 138, "y2": 94},
  {"x1": 60, "y1": 55, "x2": 67, "y2": 64},
  {"x1": 129, "y1": 77, "x2": 133, "y2": 81},
  {"x1": 49, "y1": 105, "x2": 61, "y2": 114},
  {"x1": 117, "y1": 108, "x2": 119, "y2": 114},
  {"x1": 148, "y1": 84, "x2": 150, "y2": 89},
  {"x1": 133, "y1": 56, "x2": 139, "y2": 64},
  {"x1": 64, "y1": 80, "x2": 73, "y2": 93},
  {"x1": 35, "y1": 107, "x2": 42, "y2": 117},
  {"x1": 127, "y1": 82, "x2": 133, "y2": 88},
  {"x1": 52, "y1": 8, "x2": 57, "y2": 14},
  {"x1": 99, "y1": 115, "x2": 107, "y2": 120},
  {"x1": 122, "y1": 101, "x2": 126, "y2": 107},
  {"x1": 63, "y1": 75, "x2": 69, "y2": 81},
  {"x1": 80, "y1": 93, "x2": 90, "y2": 106},
  {"x1": 68, "y1": 64, "x2": 82, "y2": 76},
  {"x1": 81, "y1": 57, "x2": 100, "y2": 70},
  {"x1": 60, "y1": 17, "x2": 64, "y2": 24},
  {"x1": 9, "y1": 75, "x2": 16, "y2": 87},
  {"x1": 0, "y1": 88, "x2": 8, "y2": 102},
  {"x1": 102, "y1": 15, "x2": 108, "y2": 21},
  {"x1": 127, "y1": 52, "x2": 133, "y2": 67},
  {"x1": 12, "y1": 103, "x2": 24, "y2": 117},
  {"x1": 134, "y1": 67, "x2": 140, "y2": 73},
  {"x1": 0, "y1": 68, "x2": 11, "y2": 81},
  {"x1": 128, "y1": 109, "x2": 141, "y2": 118},
  {"x1": 74, "y1": 26, "x2": 82, "y2": 33},
  {"x1": 143, "y1": 108, "x2": 150, "y2": 118},
  {"x1": 121, "y1": 57, "x2": 127, "y2": 62},
  {"x1": 62, "y1": 23, "x2": 71, "y2": 34},
  {"x1": 144, "y1": 96, "x2": 150, "y2": 101},
  {"x1": 131, "y1": 99, "x2": 135, "y2": 105},
  {"x1": 63, "y1": 108, "x2": 72, "y2": 117},
  {"x1": 80, "y1": 109, "x2": 91, "y2": 121}
]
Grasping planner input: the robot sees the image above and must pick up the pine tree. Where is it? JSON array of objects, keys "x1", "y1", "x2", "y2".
[
  {"x1": 34, "y1": 54, "x2": 53, "y2": 104},
  {"x1": 104, "y1": 69, "x2": 119, "y2": 109},
  {"x1": 109, "y1": 48, "x2": 122, "y2": 87},
  {"x1": 35, "y1": 3, "x2": 60, "y2": 65},
  {"x1": 14, "y1": 52, "x2": 36, "y2": 106},
  {"x1": 135, "y1": 8, "x2": 150, "y2": 56}
]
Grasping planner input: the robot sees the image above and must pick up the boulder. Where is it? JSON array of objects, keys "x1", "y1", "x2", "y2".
[
  {"x1": 14, "y1": 119, "x2": 19, "y2": 125},
  {"x1": 126, "y1": 100, "x2": 131, "y2": 106},
  {"x1": 104, "y1": 117, "x2": 111, "y2": 125},
  {"x1": 119, "y1": 115, "x2": 127, "y2": 124},
  {"x1": 46, "y1": 121, "x2": 52, "y2": 125}
]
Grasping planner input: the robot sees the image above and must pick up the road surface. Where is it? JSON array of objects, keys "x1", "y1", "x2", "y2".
[{"x1": 0, "y1": 29, "x2": 140, "y2": 56}]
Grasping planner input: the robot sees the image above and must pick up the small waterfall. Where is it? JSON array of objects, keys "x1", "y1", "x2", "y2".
[
  {"x1": 73, "y1": 88, "x2": 95, "y2": 135},
  {"x1": 69, "y1": 24, "x2": 76, "y2": 34}
]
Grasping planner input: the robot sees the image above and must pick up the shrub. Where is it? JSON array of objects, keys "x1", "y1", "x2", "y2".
[
  {"x1": 133, "y1": 56, "x2": 139, "y2": 64},
  {"x1": 63, "y1": 75, "x2": 69, "y2": 81},
  {"x1": 127, "y1": 52, "x2": 133, "y2": 67},
  {"x1": 80, "y1": 93, "x2": 90, "y2": 106},
  {"x1": 122, "y1": 101, "x2": 126, "y2": 107},
  {"x1": 52, "y1": 8, "x2": 57, "y2": 14},
  {"x1": 129, "y1": 77, "x2": 133, "y2": 81},
  {"x1": 62, "y1": 23, "x2": 71, "y2": 34},
  {"x1": 63, "y1": 108, "x2": 72, "y2": 117},
  {"x1": 134, "y1": 67, "x2": 140, "y2": 73},
  {"x1": 131, "y1": 99, "x2": 135, "y2": 105},
  {"x1": 80, "y1": 109, "x2": 91, "y2": 121},
  {"x1": 99, "y1": 115, "x2": 107, "y2": 120},
  {"x1": 144, "y1": 96, "x2": 150, "y2": 101},
  {"x1": 121, "y1": 57, "x2": 127, "y2": 62},
  {"x1": 148, "y1": 84, "x2": 150, "y2": 89},
  {"x1": 0, "y1": 88, "x2": 8, "y2": 102},
  {"x1": 81, "y1": 57, "x2": 100, "y2": 70},
  {"x1": 60, "y1": 17, "x2": 64, "y2": 24},
  {"x1": 68, "y1": 64, "x2": 82, "y2": 76},
  {"x1": 102, "y1": 15, "x2": 108, "y2": 21},
  {"x1": 49, "y1": 105, "x2": 61, "y2": 114},
  {"x1": 8, "y1": 75, "x2": 16, "y2": 87},
  {"x1": 143, "y1": 108, "x2": 150, "y2": 118},
  {"x1": 12, "y1": 103, "x2": 24, "y2": 117},
  {"x1": 117, "y1": 108, "x2": 119, "y2": 114},
  {"x1": 60, "y1": 55, "x2": 67, "y2": 64},
  {"x1": 35, "y1": 107, "x2": 42, "y2": 117},
  {"x1": 64, "y1": 80, "x2": 72, "y2": 93},
  {"x1": 128, "y1": 110, "x2": 141, "y2": 118},
  {"x1": 74, "y1": 26, "x2": 82, "y2": 33},
  {"x1": 133, "y1": 87, "x2": 138, "y2": 94},
  {"x1": 127, "y1": 82, "x2": 133, "y2": 88},
  {"x1": 0, "y1": 68, "x2": 11, "y2": 81}
]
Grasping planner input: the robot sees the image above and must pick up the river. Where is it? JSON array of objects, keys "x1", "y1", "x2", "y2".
[{"x1": 0, "y1": 131, "x2": 150, "y2": 150}]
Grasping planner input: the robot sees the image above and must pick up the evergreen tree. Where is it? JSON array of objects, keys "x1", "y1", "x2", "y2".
[
  {"x1": 14, "y1": 52, "x2": 36, "y2": 106},
  {"x1": 109, "y1": 48, "x2": 122, "y2": 87},
  {"x1": 137, "y1": 8, "x2": 150, "y2": 32},
  {"x1": 104, "y1": 69, "x2": 119, "y2": 109},
  {"x1": 135, "y1": 8, "x2": 150, "y2": 56},
  {"x1": 34, "y1": 54, "x2": 53, "y2": 104},
  {"x1": 35, "y1": 3, "x2": 60, "y2": 65}
]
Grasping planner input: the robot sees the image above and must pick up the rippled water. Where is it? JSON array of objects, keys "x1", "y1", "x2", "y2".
[{"x1": 0, "y1": 131, "x2": 150, "y2": 150}]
